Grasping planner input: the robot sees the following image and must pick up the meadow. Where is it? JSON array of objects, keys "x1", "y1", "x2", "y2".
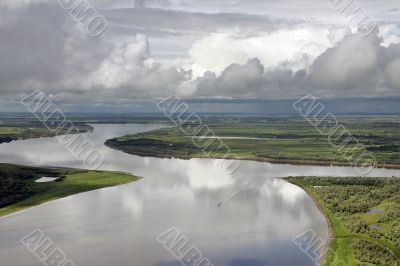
[
  {"x1": 105, "y1": 116, "x2": 400, "y2": 168},
  {"x1": 0, "y1": 163, "x2": 139, "y2": 217}
]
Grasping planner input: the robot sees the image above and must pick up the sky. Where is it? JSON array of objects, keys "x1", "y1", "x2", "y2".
[{"x1": 0, "y1": 0, "x2": 399, "y2": 113}]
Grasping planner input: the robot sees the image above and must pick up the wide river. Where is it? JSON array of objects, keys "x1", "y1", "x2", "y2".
[{"x1": 0, "y1": 124, "x2": 399, "y2": 266}]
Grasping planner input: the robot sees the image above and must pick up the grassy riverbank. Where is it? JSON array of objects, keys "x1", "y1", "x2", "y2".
[
  {"x1": 0, "y1": 163, "x2": 139, "y2": 217},
  {"x1": 0, "y1": 117, "x2": 92, "y2": 144},
  {"x1": 286, "y1": 176, "x2": 400, "y2": 266},
  {"x1": 105, "y1": 117, "x2": 400, "y2": 168}
]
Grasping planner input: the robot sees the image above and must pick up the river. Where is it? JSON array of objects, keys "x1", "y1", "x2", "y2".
[{"x1": 0, "y1": 124, "x2": 399, "y2": 266}]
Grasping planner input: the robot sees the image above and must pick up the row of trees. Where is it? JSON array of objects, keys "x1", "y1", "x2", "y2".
[
  {"x1": 0, "y1": 165, "x2": 67, "y2": 208},
  {"x1": 355, "y1": 240, "x2": 397, "y2": 266}
]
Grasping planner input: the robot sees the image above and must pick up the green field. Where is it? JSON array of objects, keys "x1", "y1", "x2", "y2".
[
  {"x1": 0, "y1": 163, "x2": 139, "y2": 217},
  {"x1": 286, "y1": 176, "x2": 400, "y2": 266},
  {"x1": 105, "y1": 116, "x2": 400, "y2": 168}
]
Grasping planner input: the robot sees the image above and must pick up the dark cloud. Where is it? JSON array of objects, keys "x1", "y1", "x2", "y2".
[
  {"x1": 193, "y1": 58, "x2": 308, "y2": 98},
  {"x1": 0, "y1": 0, "x2": 399, "y2": 111},
  {"x1": 193, "y1": 31, "x2": 400, "y2": 99},
  {"x1": 0, "y1": 1, "x2": 190, "y2": 101},
  {"x1": 310, "y1": 31, "x2": 400, "y2": 96},
  {"x1": 196, "y1": 58, "x2": 265, "y2": 97},
  {"x1": 0, "y1": 4, "x2": 66, "y2": 91}
]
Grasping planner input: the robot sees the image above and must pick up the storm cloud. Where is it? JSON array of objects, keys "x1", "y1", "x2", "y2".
[
  {"x1": 193, "y1": 31, "x2": 400, "y2": 99},
  {"x1": 0, "y1": 0, "x2": 399, "y2": 111}
]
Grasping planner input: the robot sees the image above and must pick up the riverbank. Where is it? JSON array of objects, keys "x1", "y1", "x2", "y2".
[
  {"x1": 105, "y1": 139, "x2": 400, "y2": 170},
  {"x1": 286, "y1": 176, "x2": 400, "y2": 266},
  {"x1": 0, "y1": 123, "x2": 92, "y2": 144},
  {"x1": 0, "y1": 163, "x2": 140, "y2": 217},
  {"x1": 284, "y1": 178, "x2": 333, "y2": 266}
]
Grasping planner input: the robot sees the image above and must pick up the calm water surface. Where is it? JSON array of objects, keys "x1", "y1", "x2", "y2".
[{"x1": 0, "y1": 124, "x2": 399, "y2": 266}]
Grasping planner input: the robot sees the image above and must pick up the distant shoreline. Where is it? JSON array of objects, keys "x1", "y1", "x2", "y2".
[{"x1": 104, "y1": 140, "x2": 400, "y2": 170}]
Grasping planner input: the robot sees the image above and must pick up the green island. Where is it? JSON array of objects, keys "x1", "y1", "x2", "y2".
[
  {"x1": 105, "y1": 117, "x2": 400, "y2": 168},
  {"x1": 0, "y1": 163, "x2": 139, "y2": 217},
  {"x1": 286, "y1": 176, "x2": 400, "y2": 266}
]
